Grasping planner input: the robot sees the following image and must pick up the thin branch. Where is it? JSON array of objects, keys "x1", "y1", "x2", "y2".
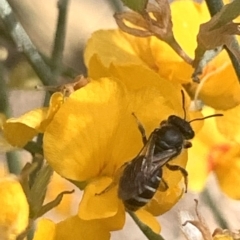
[
  {"x1": 51, "y1": 0, "x2": 70, "y2": 81},
  {"x1": 200, "y1": 187, "x2": 229, "y2": 229},
  {"x1": 0, "y1": 0, "x2": 56, "y2": 85},
  {"x1": 105, "y1": 0, "x2": 123, "y2": 12},
  {"x1": 0, "y1": 59, "x2": 21, "y2": 174},
  {"x1": 205, "y1": 0, "x2": 240, "y2": 81},
  {"x1": 128, "y1": 211, "x2": 165, "y2": 240}
]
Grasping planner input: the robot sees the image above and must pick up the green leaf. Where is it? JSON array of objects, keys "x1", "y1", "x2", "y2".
[
  {"x1": 211, "y1": 0, "x2": 240, "y2": 30},
  {"x1": 29, "y1": 164, "x2": 53, "y2": 218},
  {"x1": 121, "y1": 0, "x2": 148, "y2": 13}
]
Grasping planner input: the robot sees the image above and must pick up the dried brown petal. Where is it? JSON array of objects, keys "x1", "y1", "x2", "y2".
[
  {"x1": 35, "y1": 75, "x2": 90, "y2": 97},
  {"x1": 115, "y1": 0, "x2": 192, "y2": 64},
  {"x1": 114, "y1": 12, "x2": 153, "y2": 37},
  {"x1": 181, "y1": 200, "x2": 213, "y2": 240},
  {"x1": 193, "y1": 1, "x2": 240, "y2": 78}
]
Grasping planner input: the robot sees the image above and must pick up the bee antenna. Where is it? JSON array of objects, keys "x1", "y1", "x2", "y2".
[
  {"x1": 189, "y1": 113, "x2": 223, "y2": 123},
  {"x1": 181, "y1": 90, "x2": 187, "y2": 120}
]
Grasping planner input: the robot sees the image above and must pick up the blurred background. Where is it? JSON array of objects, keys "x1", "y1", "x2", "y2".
[{"x1": 0, "y1": 0, "x2": 240, "y2": 239}]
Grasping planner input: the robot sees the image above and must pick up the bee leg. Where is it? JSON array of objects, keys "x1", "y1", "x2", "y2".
[
  {"x1": 165, "y1": 163, "x2": 188, "y2": 193},
  {"x1": 159, "y1": 178, "x2": 169, "y2": 192},
  {"x1": 96, "y1": 162, "x2": 128, "y2": 196},
  {"x1": 184, "y1": 141, "x2": 192, "y2": 149},
  {"x1": 95, "y1": 181, "x2": 116, "y2": 196},
  {"x1": 132, "y1": 112, "x2": 147, "y2": 145}
]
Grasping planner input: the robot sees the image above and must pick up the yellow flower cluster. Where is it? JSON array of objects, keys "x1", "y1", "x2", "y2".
[{"x1": 1, "y1": 0, "x2": 240, "y2": 239}]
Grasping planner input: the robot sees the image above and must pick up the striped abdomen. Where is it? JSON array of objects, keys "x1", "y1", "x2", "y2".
[{"x1": 122, "y1": 168, "x2": 162, "y2": 211}]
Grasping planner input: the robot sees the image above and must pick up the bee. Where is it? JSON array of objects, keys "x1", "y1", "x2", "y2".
[{"x1": 99, "y1": 91, "x2": 223, "y2": 211}]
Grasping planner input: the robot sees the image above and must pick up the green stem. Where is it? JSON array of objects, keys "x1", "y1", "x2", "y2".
[
  {"x1": 6, "y1": 151, "x2": 21, "y2": 174},
  {"x1": 106, "y1": 0, "x2": 123, "y2": 12},
  {"x1": 51, "y1": 0, "x2": 70, "y2": 81},
  {"x1": 200, "y1": 187, "x2": 229, "y2": 229},
  {"x1": 128, "y1": 211, "x2": 165, "y2": 240},
  {"x1": 205, "y1": 0, "x2": 223, "y2": 13},
  {"x1": 24, "y1": 141, "x2": 43, "y2": 156},
  {"x1": 0, "y1": 0, "x2": 56, "y2": 85},
  {"x1": 0, "y1": 59, "x2": 21, "y2": 174},
  {"x1": 205, "y1": 0, "x2": 240, "y2": 81}
]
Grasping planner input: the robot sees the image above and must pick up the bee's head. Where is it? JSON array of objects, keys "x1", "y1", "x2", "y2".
[
  {"x1": 168, "y1": 115, "x2": 195, "y2": 140},
  {"x1": 169, "y1": 90, "x2": 224, "y2": 140}
]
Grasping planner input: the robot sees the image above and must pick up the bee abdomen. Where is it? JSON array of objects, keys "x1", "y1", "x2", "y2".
[{"x1": 124, "y1": 171, "x2": 162, "y2": 211}]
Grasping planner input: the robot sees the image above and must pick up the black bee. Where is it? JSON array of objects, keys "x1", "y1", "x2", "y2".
[{"x1": 117, "y1": 91, "x2": 223, "y2": 211}]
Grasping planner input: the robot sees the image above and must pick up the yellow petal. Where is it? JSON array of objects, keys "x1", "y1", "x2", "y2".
[
  {"x1": 3, "y1": 92, "x2": 64, "y2": 148},
  {"x1": 34, "y1": 216, "x2": 111, "y2": 240},
  {"x1": 3, "y1": 108, "x2": 47, "y2": 147},
  {"x1": 99, "y1": 201, "x2": 125, "y2": 231},
  {"x1": 33, "y1": 219, "x2": 56, "y2": 240},
  {"x1": 171, "y1": 1, "x2": 209, "y2": 55},
  {"x1": 0, "y1": 175, "x2": 29, "y2": 239},
  {"x1": 0, "y1": 132, "x2": 18, "y2": 153},
  {"x1": 78, "y1": 177, "x2": 120, "y2": 220},
  {"x1": 39, "y1": 92, "x2": 64, "y2": 132},
  {"x1": 150, "y1": 1, "x2": 209, "y2": 84},
  {"x1": 109, "y1": 63, "x2": 182, "y2": 94},
  {"x1": 135, "y1": 209, "x2": 161, "y2": 234},
  {"x1": 162, "y1": 150, "x2": 188, "y2": 188},
  {"x1": 213, "y1": 144, "x2": 240, "y2": 199},
  {"x1": 44, "y1": 78, "x2": 130, "y2": 181},
  {"x1": 84, "y1": 30, "x2": 145, "y2": 68},
  {"x1": 216, "y1": 104, "x2": 240, "y2": 143},
  {"x1": 55, "y1": 216, "x2": 111, "y2": 240},
  {"x1": 187, "y1": 136, "x2": 210, "y2": 191},
  {"x1": 213, "y1": 229, "x2": 240, "y2": 240},
  {"x1": 87, "y1": 54, "x2": 110, "y2": 80},
  {"x1": 187, "y1": 107, "x2": 227, "y2": 191},
  {"x1": 213, "y1": 234, "x2": 233, "y2": 240},
  {"x1": 197, "y1": 56, "x2": 240, "y2": 110},
  {"x1": 44, "y1": 77, "x2": 185, "y2": 182},
  {"x1": 145, "y1": 181, "x2": 184, "y2": 216}
]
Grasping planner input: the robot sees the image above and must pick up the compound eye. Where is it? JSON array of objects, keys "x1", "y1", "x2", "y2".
[{"x1": 185, "y1": 128, "x2": 194, "y2": 139}]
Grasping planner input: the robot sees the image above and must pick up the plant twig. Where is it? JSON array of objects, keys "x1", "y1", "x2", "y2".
[
  {"x1": 0, "y1": 59, "x2": 21, "y2": 174},
  {"x1": 0, "y1": 0, "x2": 56, "y2": 85},
  {"x1": 205, "y1": 0, "x2": 240, "y2": 81},
  {"x1": 128, "y1": 211, "x2": 165, "y2": 240},
  {"x1": 51, "y1": 0, "x2": 70, "y2": 81},
  {"x1": 106, "y1": 0, "x2": 123, "y2": 12},
  {"x1": 200, "y1": 187, "x2": 229, "y2": 229}
]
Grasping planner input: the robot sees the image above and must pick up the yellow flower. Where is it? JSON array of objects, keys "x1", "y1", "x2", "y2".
[
  {"x1": 0, "y1": 175, "x2": 29, "y2": 240},
  {"x1": 187, "y1": 107, "x2": 227, "y2": 191},
  {"x1": 84, "y1": 0, "x2": 240, "y2": 110},
  {"x1": 187, "y1": 106, "x2": 240, "y2": 199},
  {"x1": 3, "y1": 72, "x2": 190, "y2": 235},
  {"x1": 33, "y1": 216, "x2": 112, "y2": 240},
  {"x1": 3, "y1": 92, "x2": 64, "y2": 147},
  {"x1": 43, "y1": 75, "x2": 188, "y2": 232}
]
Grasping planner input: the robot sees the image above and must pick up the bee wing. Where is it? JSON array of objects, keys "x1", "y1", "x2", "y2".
[
  {"x1": 152, "y1": 148, "x2": 178, "y2": 165},
  {"x1": 118, "y1": 155, "x2": 147, "y2": 200},
  {"x1": 118, "y1": 148, "x2": 179, "y2": 200},
  {"x1": 137, "y1": 132, "x2": 155, "y2": 157},
  {"x1": 118, "y1": 133, "x2": 158, "y2": 200}
]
